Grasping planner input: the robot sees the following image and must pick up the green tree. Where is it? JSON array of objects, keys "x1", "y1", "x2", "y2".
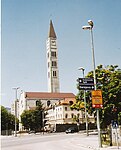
[
  {"x1": 77, "y1": 65, "x2": 121, "y2": 128},
  {"x1": 21, "y1": 110, "x2": 33, "y2": 130},
  {"x1": 1, "y1": 106, "x2": 18, "y2": 131},
  {"x1": 20, "y1": 100, "x2": 45, "y2": 131},
  {"x1": 1, "y1": 106, "x2": 8, "y2": 130},
  {"x1": 118, "y1": 112, "x2": 121, "y2": 125}
]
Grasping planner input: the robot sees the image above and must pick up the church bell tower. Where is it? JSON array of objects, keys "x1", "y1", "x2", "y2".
[{"x1": 46, "y1": 20, "x2": 60, "y2": 92}]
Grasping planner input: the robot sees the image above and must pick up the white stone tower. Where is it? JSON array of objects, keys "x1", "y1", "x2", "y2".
[{"x1": 46, "y1": 20, "x2": 60, "y2": 92}]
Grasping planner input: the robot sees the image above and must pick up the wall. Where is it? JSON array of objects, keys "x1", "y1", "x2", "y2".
[
  {"x1": 1, "y1": 130, "x2": 13, "y2": 136},
  {"x1": 112, "y1": 126, "x2": 121, "y2": 146},
  {"x1": 56, "y1": 123, "x2": 97, "y2": 132}
]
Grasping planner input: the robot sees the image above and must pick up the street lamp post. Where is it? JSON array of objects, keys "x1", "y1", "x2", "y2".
[
  {"x1": 42, "y1": 110, "x2": 45, "y2": 135},
  {"x1": 78, "y1": 67, "x2": 89, "y2": 136},
  {"x1": 82, "y1": 20, "x2": 102, "y2": 147},
  {"x1": 12, "y1": 87, "x2": 20, "y2": 137}
]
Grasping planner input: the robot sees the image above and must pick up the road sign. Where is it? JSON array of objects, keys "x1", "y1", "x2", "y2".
[
  {"x1": 91, "y1": 90, "x2": 103, "y2": 108},
  {"x1": 77, "y1": 78, "x2": 94, "y2": 90},
  {"x1": 78, "y1": 78, "x2": 94, "y2": 84},
  {"x1": 78, "y1": 85, "x2": 94, "y2": 90}
]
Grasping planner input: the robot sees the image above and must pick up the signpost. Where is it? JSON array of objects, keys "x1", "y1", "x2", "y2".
[
  {"x1": 77, "y1": 78, "x2": 103, "y2": 108},
  {"x1": 91, "y1": 90, "x2": 103, "y2": 108},
  {"x1": 77, "y1": 78, "x2": 94, "y2": 90}
]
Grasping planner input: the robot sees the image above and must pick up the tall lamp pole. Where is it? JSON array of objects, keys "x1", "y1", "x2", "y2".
[
  {"x1": 12, "y1": 87, "x2": 20, "y2": 137},
  {"x1": 78, "y1": 67, "x2": 89, "y2": 136},
  {"x1": 82, "y1": 20, "x2": 102, "y2": 147}
]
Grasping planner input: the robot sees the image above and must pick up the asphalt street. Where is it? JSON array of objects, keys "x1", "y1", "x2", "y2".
[{"x1": 1, "y1": 133, "x2": 121, "y2": 150}]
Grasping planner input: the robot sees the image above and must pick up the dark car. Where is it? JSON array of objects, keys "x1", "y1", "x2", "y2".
[
  {"x1": 65, "y1": 127, "x2": 78, "y2": 134},
  {"x1": 28, "y1": 130, "x2": 36, "y2": 134}
]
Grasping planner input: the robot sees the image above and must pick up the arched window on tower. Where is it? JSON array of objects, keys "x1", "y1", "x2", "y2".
[
  {"x1": 52, "y1": 61, "x2": 57, "y2": 67},
  {"x1": 47, "y1": 52, "x2": 49, "y2": 58},
  {"x1": 53, "y1": 71, "x2": 57, "y2": 77},
  {"x1": 51, "y1": 51, "x2": 56, "y2": 57}
]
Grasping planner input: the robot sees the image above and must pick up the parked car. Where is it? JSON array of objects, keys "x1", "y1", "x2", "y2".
[
  {"x1": 65, "y1": 127, "x2": 78, "y2": 134},
  {"x1": 28, "y1": 130, "x2": 36, "y2": 134}
]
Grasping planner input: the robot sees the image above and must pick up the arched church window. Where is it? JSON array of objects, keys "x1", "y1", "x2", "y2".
[
  {"x1": 36, "y1": 100, "x2": 39, "y2": 106},
  {"x1": 69, "y1": 101, "x2": 73, "y2": 105},
  {"x1": 47, "y1": 100, "x2": 51, "y2": 107}
]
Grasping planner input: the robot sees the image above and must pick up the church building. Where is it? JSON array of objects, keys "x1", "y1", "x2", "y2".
[{"x1": 17, "y1": 20, "x2": 95, "y2": 132}]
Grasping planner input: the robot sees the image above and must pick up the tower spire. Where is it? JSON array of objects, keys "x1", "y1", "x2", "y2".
[
  {"x1": 46, "y1": 20, "x2": 60, "y2": 93},
  {"x1": 48, "y1": 20, "x2": 57, "y2": 38}
]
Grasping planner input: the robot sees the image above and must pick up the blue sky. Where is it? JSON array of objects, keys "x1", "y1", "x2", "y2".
[{"x1": 1, "y1": 0, "x2": 121, "y2": 107}]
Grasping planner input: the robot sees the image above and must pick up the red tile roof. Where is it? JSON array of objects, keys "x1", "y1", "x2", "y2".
[{"x1": 25, "y1": 92, "x2": 75, "y2": 99}]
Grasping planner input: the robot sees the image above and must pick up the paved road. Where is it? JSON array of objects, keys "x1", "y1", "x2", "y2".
[{"x1": 1, "y1": 133, "x2": 120, "y2": 150}]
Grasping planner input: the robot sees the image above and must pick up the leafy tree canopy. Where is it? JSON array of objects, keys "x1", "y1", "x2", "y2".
[
  {"x1": 1, "y1": 106, "x2": 18, "y2": 131},
  {"x1": 20, "y1": 100, "x2": 46, "y2": 131},
  {"x1": 76, "y1": 65, "x2": 121, "y2": 128}
]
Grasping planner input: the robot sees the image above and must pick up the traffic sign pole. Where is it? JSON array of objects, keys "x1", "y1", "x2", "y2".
[{"x1": 90, "y1": 26, "x2": 102, "y2": 148}]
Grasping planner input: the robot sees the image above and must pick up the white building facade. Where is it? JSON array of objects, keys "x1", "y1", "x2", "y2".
[
  {"x1": 18, "y1": 91, "x2": 76, "y2": 131},
  {"x1": 46, "y1": 103, "x2": 95, "y2": 132},
  {"x1": 18, "y1": 91, "x2": 95, "y2": 131}
]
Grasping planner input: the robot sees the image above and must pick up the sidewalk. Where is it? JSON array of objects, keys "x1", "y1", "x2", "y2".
[{"x1": 74, "y1": 132, "x2": 121, "y2": 150}]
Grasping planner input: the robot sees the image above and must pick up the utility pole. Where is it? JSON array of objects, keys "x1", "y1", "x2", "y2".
[
  {"x1": 78, "y1": 67, "x2": 88, "y2": 136},
  {"x1": 82, "y1": 20, "x2": 102, "y2": 147},
  {"x1": 12, "y1": 87, "x2": 20, "y2": 137}
]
